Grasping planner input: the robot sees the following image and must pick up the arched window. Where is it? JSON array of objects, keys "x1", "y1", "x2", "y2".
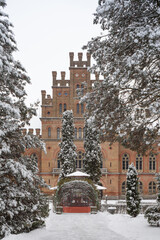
[
  {"x1": 76, "y1": 151, "x2": 84, "y2": 169},
  {"x1": 76, "y1": 84, "x2": 80, "y2": 89},
  {"x1": 100, "y1": 160, "x2": 103, "y2": 168},
  {"x1": 59, "y1": 103, "x2": 62, "y2": 114},
  {"x1": 77, "y1": 103, "x2": 79, "y2": 114},
  {"x1": 57, "y1": 128, "x2": 60, "y2": 139},
  {"x1": 149, "y1": 153, "x2": 156, "y2": 171},
  {"x1": 48, "y1": 127, "x2": 51, "y2": 137},
  {"x1": 136, "y1": 153, "x2": 143, "y2": 170},
  {"x1": 122, "y1": 181, "x2": 126, "y2": 195},
  {"x1": 81, "y1": 103, "x2": 84, "y2": 114},
  {"x1": 122, "y1": 153, "x2": 129, "y2": 170},
  {"x1": 78, "y1": 128, "x2": 82, "y2": 139},
  {"x1": 148, "y1": 181, "x2": 156, "y2": 194},
  {"x1": 30, "y1": 153, "x2": 38, "y2": 162},
  {"x1": 75, "y1": 128, "x2": 77, "y2": 140},
  {"x1": 138, "y1": 181, "x2": 143, "y2": 194},
  {"x1": 64, "y1": 103, "x2": 67, "y2": 111}
]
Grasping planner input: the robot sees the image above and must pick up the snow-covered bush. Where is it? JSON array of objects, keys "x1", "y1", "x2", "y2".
[
  {"x1": 145, "y1": 173, "x2": 160, "y2": 226},
  {"x1": 126, "y1": 163, "x2": 141, "y2": 217},
  {"x1": 58, "y1": 110, "x2": 77, "y2": 180},
  {"x1": 0, "y1": 1, "x2": 49, "y2": 238}
]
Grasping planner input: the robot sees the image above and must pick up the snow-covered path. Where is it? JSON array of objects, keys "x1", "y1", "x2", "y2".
[{"x1": 4, "y1": 205, "x2": 160, "y2": 240}]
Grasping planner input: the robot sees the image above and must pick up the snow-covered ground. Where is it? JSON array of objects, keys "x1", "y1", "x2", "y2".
[{"x1": 4, "y1": 203, "x2": 160, "y2": 240}]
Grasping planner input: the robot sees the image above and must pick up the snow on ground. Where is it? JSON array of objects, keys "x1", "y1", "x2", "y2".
[{"x1": 4, "y1": 203, "x2": 160, "y2": 240}]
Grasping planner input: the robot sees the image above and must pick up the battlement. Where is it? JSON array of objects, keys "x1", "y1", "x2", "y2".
[
  {"x1": 41, "y1": 90, "x2": 53, "y2": 105},
  {"x1": 21, "y1": 128, "x2": 41, "y2": 137},
  {"x1": 69, "y1": 52, "x2": 90, "y2": 68},
  {"x1": 52, "y1": 71, "x2": 70, "y2": 87}
]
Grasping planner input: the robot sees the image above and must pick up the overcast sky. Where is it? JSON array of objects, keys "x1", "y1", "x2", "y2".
[{"x1": 6, "y1": 0, "x2": 101, "y2": 129}]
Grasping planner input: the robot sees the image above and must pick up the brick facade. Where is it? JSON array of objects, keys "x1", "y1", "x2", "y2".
[{"x1": 24, "y1": 52, "x2": 160, "y2": 199}]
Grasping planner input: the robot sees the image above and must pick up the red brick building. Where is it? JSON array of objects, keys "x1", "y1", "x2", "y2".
[{"x1": 24, "y1": 52, "x2": 160, "y2": 199}]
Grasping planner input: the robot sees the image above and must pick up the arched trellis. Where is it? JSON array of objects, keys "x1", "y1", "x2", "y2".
[{"x1": 56, "y1": 180, "x2": 98, "y2": 207}]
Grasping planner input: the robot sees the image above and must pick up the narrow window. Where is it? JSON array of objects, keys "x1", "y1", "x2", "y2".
[
  {"x1": 122, "y1": 181, "x2": 126, "y2": 195},
  {"x1": 57, "y1": 159, "x2": 61, "y2": 168},
  {"x1": 64, "y1": 103, "x2": 67, "y2": 111},
  {"x1": 136, "y1": 153, "x2": 143, "y2": 170},
  {"x1": 48, "y1": 127, "x2": 51, "y2": 137},
  {"x1": 59, "y1": 103, "x2": 62, "y2": 114},
  {"x1": 75, "y1": 128, "x2": 77, "y2": 140},
  {"x1": 122, "y1": 153, "x2": 129, "y2": 170},
  {"x1": 149, "y1": 153, "x2": 156, "y2": 171},
  {"x1": 81, "y1": 103, "x2": 84, "y2": 114},
  {"x1": 77, "y1": 103, "x2": 79, "y2": 114},
  {"x1": 57, "y1": 128, "x2": 60, "y2": 139},
  {"x1": 79, "y1": 128, "x2": 82, "y2": 139},
  {"x1": 138, "y1": 181, "x2": 143, "y2": 194}
]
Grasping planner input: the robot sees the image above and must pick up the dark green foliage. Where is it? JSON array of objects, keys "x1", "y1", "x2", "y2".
[
  {"x1": 58, "y1": 110, "x2": 77, "y2": 180},
  {"x1": 126, "y1": 163, "x2": 141, "y2": 217},
  {"x1": 83, "y1": 118, "x2": 102, "y2": 183}
]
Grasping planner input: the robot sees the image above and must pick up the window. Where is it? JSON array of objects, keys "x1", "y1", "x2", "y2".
[
  {"x1": 100, "y1": 160, "x2": 103, "y2": 168},
  {"x1": 149, "y1": 153, "x2": 156, "y2": 171},
  {"x1": 76, "y1": 151, "x2": 84, "y2": 169},
  {"x1": 75, "y1": 128, "x2": 77, "y2": 140},
  {"x1": 57, "y1": 159, "x2": 61, "y2": 168},
  {"x1": 57, "y1": 128, "x2": 60, "y2": 139},
  {"x1": 136, "y1": 153, "x2": 143, "y2": 170},
  {"x1": 77, "y1": 103, "x2": 79, "y2": 114},
  {"x1": 138, "y1": 181, "x2": 143, "y2": 194},
  {"x1": 148, "y1": 181, "x2": 156, "y2": 194},
  {"x1": 83, "y1": 127, "x2": 85, "y2": 139},
  {"x1": 64, "y1": 92, "x2": 68, "y2": 96},
  {"x1": 48, "y1": 127, "x2": 51, "y2": 137},
  {"x1": 64, "y1": 103, "x2": 67, "y2": 111},
  {"x1": 76, "y1": 84, "x2": 80, "y2": 89},
  {"x1": 78, "y1": 128, "x2": 82, "y2": 139},
  {"x1": 122, "y1": 153, "x2": 129, "y2": 170},
  {"x1": 122, "y1": 181, "x2": 126, "y2": 195},
  {"x1": 81, "y1": 84, "x2": 84, "y2": 95},
  {"x1": 59, "y1": 103, "x2": 62, "y2": 114},
  {"x1": 81, "y1": 103, "x2": 84, "y2": 114},
  {"x1": 58, "y1": 92, "x2": 61, "y2": 96},
  {"x1": 30, "y1": 153, "x2": 38, "y2": 162}
]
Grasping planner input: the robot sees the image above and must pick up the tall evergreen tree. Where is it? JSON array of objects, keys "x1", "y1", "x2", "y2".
[
  {"x1": 126, "y1": 163, "x2": 141, "y2": 217},
  {"x1": 83, "y1": 0, "x2": 160, "y2": 154},
  {"x1": 58, "y1": 110, "x2": 77, "y2": 180},
  {"x1": 0, "y1": 1, "x2": 49, "y2": 238},
  {"x1": 83, "y1": 118, "x2": 102, "y2": 183}
]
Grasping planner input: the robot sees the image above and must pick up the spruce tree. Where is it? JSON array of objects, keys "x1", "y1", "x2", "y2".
[
  {"x1": 83, "y1": 118, "x2": 102, "y2": 183},
  {"x1": 58, "y1": 110, "x2": 77, "y2": 180},
  {"x1": 0, "y1": 1, "x2": 49, "y2": 238},
  {"x1": 126, "y1": 163, "x2": 141, "y2": 217}
]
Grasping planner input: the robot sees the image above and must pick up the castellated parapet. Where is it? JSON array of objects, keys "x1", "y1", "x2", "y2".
[
  {"x1": 69, "y1": 52, "x2": 90, "y2": 68},
  {"x1": 21, "y1": 128, "x2": 41, "y2": 137}
]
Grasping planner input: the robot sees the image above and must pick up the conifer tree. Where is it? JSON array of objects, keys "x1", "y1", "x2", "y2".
[
  {"x1": 58, "y1": 110, "x2": 77, "y2": 180},
  {"x1": 0, "y1": 1, "x2": 49, "y2": 238},
  {"x1": 83, "y1": 118, "x2": 102, "y2": 183},
  {"x1": 126, "y1": 163, "x2": 141, "y2": 217}
]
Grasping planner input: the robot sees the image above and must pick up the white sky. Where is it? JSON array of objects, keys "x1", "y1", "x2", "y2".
[{"x1": 6, "y1": 0, "x2": 101, "y2": 130}]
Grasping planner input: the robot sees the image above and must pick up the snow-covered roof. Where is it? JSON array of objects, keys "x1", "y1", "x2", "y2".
[
  {"x1": 49, "y1": 186, "x2": 57, "y2": 190},
  {"x1": 95, "y1": 184, "x2": 107, "y2": 190},
  {"x1": 66, "y1": 171, "x2": 90, "y2": 177}
]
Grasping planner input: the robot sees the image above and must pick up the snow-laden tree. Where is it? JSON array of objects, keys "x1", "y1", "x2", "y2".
[
  {"x1": 58, "y1": 110, "x2": 77, "y2": 180},
  {"x1": 126, "y1": 163, "x2": 141, "y2": 217},
  {"x1": 83, "y1": 118, "x2": 102, "y2": 183},
  {"x1": 145, "y1": 173, "x2": 160, "y2": 226},
  {"x1": 82, "y1": 0, "x2": 160, "y2": 154},
  {"x1": 0, "y1": 1, "x2": 49, "y2": 238}
]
